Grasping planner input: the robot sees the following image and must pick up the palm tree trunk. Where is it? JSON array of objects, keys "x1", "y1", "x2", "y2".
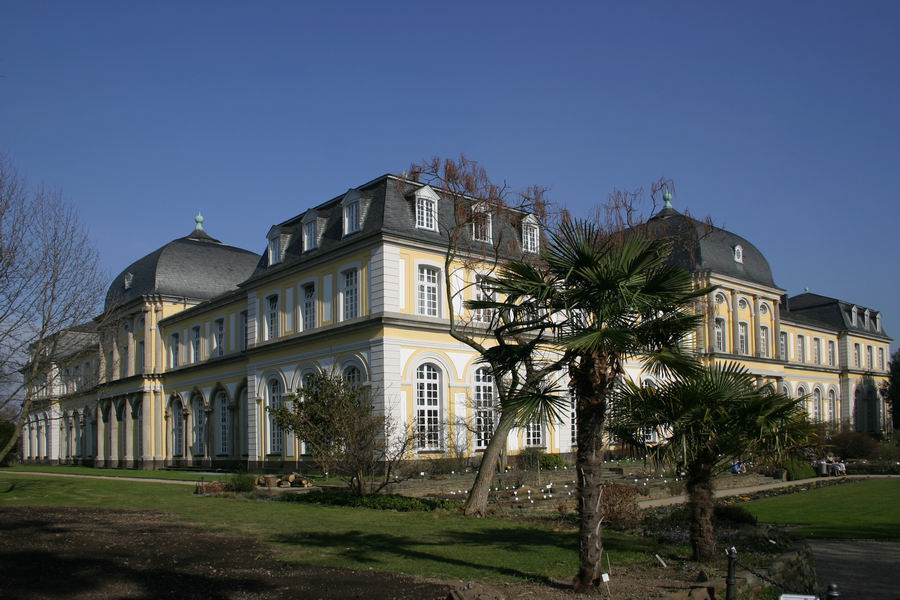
[
  {"x1": 463, "y1": 410, "x2": 515, "y2": 517},
  {"x1": 686, "y1": 466, "x2": 716, "y2": 561},
  {"x1": 573, "y1": 400, "x2": 607, "y2": 591}
]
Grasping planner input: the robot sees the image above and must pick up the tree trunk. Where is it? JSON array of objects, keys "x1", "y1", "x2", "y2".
[
  {"x1": 572, "y1": 353, "x2": 612, "y2": 592},
  {"x1": 463, "y1": 409, "x2": 515, "y2": 517},
  {"x1": 686, "y1": 467, "x2": 716, "y2": 561}
]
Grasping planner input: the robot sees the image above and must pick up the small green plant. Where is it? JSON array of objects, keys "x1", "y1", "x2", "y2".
[
  {"x1": 520, "y1": 447, "x2": 544, "y2": 471},
  {"x1": 226, "y1": 472, "x2": 257, "y2": 493},
  {"x1": 279, "y1": 489, "x2": 460, "y2": 512},
  {"x1": 714, "y1": 504, "x2": 758, "y2": 526},
  {"x1": 539, "y1": 453, "x2": 566, "y2": 471},
  {"x1": 783, "y1": 457, "x2": 816, "y2": 481}
]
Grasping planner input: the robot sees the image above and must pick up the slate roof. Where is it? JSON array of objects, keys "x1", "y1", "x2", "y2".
[
  {"x1": 643, "y1": 206, "x2": 778, "y2": 288},
  {"x1": 242, "y1": 174, "x2": 533, "y2": 284},
  {"x1": 105, "y1": 226, "x2": 260, "y2": 311},
  {"x1": 785, "y1": 292, "x2": 890, "y2": 339}
]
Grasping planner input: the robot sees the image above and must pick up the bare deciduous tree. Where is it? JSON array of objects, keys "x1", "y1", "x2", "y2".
[{"x1": 0, "y1": 155, "x2": 105, "y2": 464}]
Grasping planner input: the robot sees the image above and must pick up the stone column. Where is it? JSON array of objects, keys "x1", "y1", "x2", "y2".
[
  {"x1": 126, "y1": 318, "x2": 135, "y2": 378},
  {"x1": 774, "y1": 299, "x2": 782, "y2": 361},
  {"x1": 124, "y1": 397, "x2": 135, "y2": 469},
  {"x1": 730, "y1": 290, "x2": 739, "y2": 355},
  {"x1": 752, "y1": 294, "x2": 761, "y2": 357},
  {"x1": 108, "y1": 403, "x2": 120, "y2": 468},
  {"x1": 141, "y1": 392, "x2": 153, "y2": 469},
  {"x1": 96, "y1": 406, "x2": 107, "y2": 467}
]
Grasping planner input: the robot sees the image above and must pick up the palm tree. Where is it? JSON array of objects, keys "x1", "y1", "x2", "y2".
[
  {"x1": 610, "y1": 363, "x2": 814, "y2": 561},
  {"x1": 471, "y1": 219, "x2": 705, "y2": 591}
]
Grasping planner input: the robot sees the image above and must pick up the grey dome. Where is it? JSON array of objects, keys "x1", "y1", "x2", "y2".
[
  {"x1": 644, "y1": 206, "x2": 777, "y2": 288},
  {"x1": 105, "y1": 226, "x2": 260, "y2": 311}
]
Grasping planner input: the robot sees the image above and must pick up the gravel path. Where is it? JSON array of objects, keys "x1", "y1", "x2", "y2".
[{"x1": 810, "y1": 540, "x2": 900, "y2": 600}]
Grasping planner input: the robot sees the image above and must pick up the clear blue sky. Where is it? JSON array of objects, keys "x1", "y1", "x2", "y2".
[{"x1": 1, "y1": 2, "x2": 898, "y2": 348}]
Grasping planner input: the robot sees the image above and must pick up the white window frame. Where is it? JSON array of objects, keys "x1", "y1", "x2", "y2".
[
  {"x1": 474, "y1": 367, "x2": 494, "y2": 450},
  {"x1": 417, "y1": 265, "x2": 440, "y2": 318},
  {"x1": 522, "y1": 216, "x2": 539, "y2": 253},
  {"x1": 813, "y1": 388, "x2": 822, "y2": 422},
  {"x1": 415, "y1": 363, "x2": 441, "y2": 451},
  {"x1": 797, "y1": 335, "x2": 806, "y2": 363},
  {"x1": 473, "y1": 273, "x2": 494, "y2": 324},
  {"x1": 828, "y1": 341, "x2": 835, "y2": 366},
  {"x1": 471, "y1": 207, "x2": 492, "y2": 243},
  {"x1": 193, "y1": 396, "x2": 205, "y2": 456},
  {"x1": 216, "y1": 391, "x2": 229, "y2": 456},
  {"x1": 172, "y1": 399, "x2": 184, "y2": 457},
  {"x1": 415, "y1": 188, "x2": 439, "y2": 232},
  {"x1": 302, "y1": 282, "x2": 316, "y2": 331},
  {"x1": 525, "y1": 418, "x2": 544, "y2": 447},
  {"x1": 759, "y1": 326, "x2": 770, "y2": 358},
  {"x1": 266, "y1": 294, "x2": 280, "y2": 340},
  {"x1": 738, "y1": 322, "x2": 749, "y2": 355},
  {"x1": 213, "y1": 318, "x2": 225, "y2": 357},
  {"x1": 714, "y1": 318, "x2": 726, "y2": 352},
  {"x1": 191, "y1": 326, "x2": 201, "y2": 363},
  {"x1": 343, "y1": 200, "x2": 360, "y2": 236},
  {"x1": 170, "y1": 334, "x2": 180, "y2": 368},
  {"x1": 304, "y1": 220, "x2": 317, "y2": 251},
  {"x1": 268, "y1": 236, "x2": 281, "y2": 266},
  {"x1": 878, "y1": 347, "x2": 885, "y2": 371},
  {"x1": 866, "y1": 345, "x2": 873, "y2": 370},
  {"x1": 734, "y1": 244, "x2": 743, "y2": 263},
  {"x1": 780, "y1": 331, "x2": 788, "y2": 360},
  {"x1": 267, "y1": 378, "x2": 283, "y2": 455},
  {"x1": 854, "y1": 343, "x2": 861, "y2": 368},
  {"x1": 341, "y1": 269, "x2": 359, "y2": 321},
  {"x1": 813, "y1": 338, "x2": 821, "y2": 365},
  {"x1": 828, "y1": 389, "x2": 837, "y2": 423}
]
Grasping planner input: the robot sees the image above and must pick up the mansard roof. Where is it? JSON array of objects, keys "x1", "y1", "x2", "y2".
[{"x1": 785, "y1": 292, "x2": 890, "y2": 340}]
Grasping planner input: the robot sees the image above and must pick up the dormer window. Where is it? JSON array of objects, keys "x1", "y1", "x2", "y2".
[
  {"x1": 268, "y1": 235, "x2": 281, "y2": 266},
  {"x1": 414, "y1": 186, "x2": 439, "y2": 232},
  {"x1": 850, "y1": 305, "x2": 857, "y2": 326},
  {"x1": 343, "y1": 200, "x2": 360, "y2": 236},
  {"x1": 522, "y1": 215, "x2": 539, "y2": 253},
  {"x1": 304, "y1": 221, "x2": 316, "y2": 251},
  {"x1": 472, "y1": 205, "x2": 492, "y2": 243},
  {"x1": 864, "y1": 309, "x2": 871, "y2": 329},
  {"x1": 733, "y1": 245, "x2": 744, "y2": 263}
]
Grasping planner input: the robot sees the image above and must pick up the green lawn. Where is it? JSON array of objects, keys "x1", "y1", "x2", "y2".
[
  {"x1": 746, "y1": 479, "x2": 900, "y2": 539},
  {"x1": 0, "y1": 471, "x2": 670, "y2": 583},
  {"x1": 4, "y1": 464, "x2": 219, "y2": 481}
]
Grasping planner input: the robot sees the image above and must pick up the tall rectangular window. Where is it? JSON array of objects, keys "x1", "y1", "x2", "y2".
[
  {"x1": 879, "y1": 347, "x2": 885, "y2": 371},
  {"x1": 239, "y1": 311, "x2": 248, "y2": 351},
  {"x1": 797, "y1": 335, "x2": 806, "y2": 363},
  {"x1": 344, "y1": 201, "x2": 360, "y2": 235},
  {"x1": 813, "y1": 338, "x2": 822, "y2": 365},
  {"x1": 866, "y1": 345, "x2": 873, "y2": 370},
  {"x1": 214, "y1": 318, "x2": 225, "y2": 357},
  {"x1": 137, "y1": 340, "x2": 145, "y2": 373},
  {"x1": 759, "y1": 326, "x2": 770, "y2": 358},
  {"x1": 525, "y1": 419, "x2": 543, "y2": 447},
  {"x1": 738, "y1": 322, "x2": 749, "y2": 355},
  {"x1": 472, "y1": 210, "x2": 491, "y2": 242},
  {"x1": 266, "y1": 295, "x2": 279, "y2": 340},
  {"x1": 474, "y1": 368, "x2": 494, "y2": 449},
  {"x1": 268, "y1": 236, "x2": 281, "y2": 265},
  {"x1": 854, "y1": 343, "x2": 861, "y2": 368},
  {"x1": 304, "y1": 220, "x2": 317, "y2": 251},
  {"x1": 714, "y1": 318, "x2": 726, "y2": 352},
  {"x1": 828, "y1": 341, "x2": 835, "y2": 366},
  {"x1": 342, "y1": 270, "x2": 358, "y2": 320},
  {"x1": 302, "y1": 283, "x2": 316, "y2": 330},
  {"x1": 191, "y1": 326, "x2": 201, "y2": 362},
  {"x1": 473, "y1": 274, "x2": 494, "y2": 324},
  {"x1": 780, "y1": 332, "x2": 788, "y2": 360},
  {"x1": 415, "y1": 364, "x2": 441, "y2": 451},
  {"x1": 523, "y1": 223, "x2": 539, "y2": 253},
  {"x1": 416, "y1": 197, "x2": 436, "y2": 231},
  {"x1": 417, "y1": 266, "x2": 439, "y2": 317},
  {"x1": 170, "y1": 334, "x2": 180, "y2": 368},
  {"x1": 120, "y1": 345, "x2": 128, "y2": 378}
]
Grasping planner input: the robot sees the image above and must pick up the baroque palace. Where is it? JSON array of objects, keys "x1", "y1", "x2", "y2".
[{"x1": 20, "y1": 175, "x2": 893, "y2": 469}]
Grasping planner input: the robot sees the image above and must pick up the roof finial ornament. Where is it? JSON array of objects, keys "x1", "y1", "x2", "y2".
[
  {"x1": 662, "y1": 188, "x2": 673, "y2": 209},
  {"x1": 194, "y1": 212, "x2": 204, "y2": 231}
]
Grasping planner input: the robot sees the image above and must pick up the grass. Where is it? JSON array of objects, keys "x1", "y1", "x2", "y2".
[
  {"x1": 0, "y1": 471, "x2": 672, "y2": 583},
  {"x1": 746, "y1": 479, "x2": 900, "y2": 539},
  {"x1": 4, "y1": 464, "x2": 219, "y2": 481}
]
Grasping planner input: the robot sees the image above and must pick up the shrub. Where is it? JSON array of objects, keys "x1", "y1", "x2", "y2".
[
  {"x1": 539, "y1": 453, "x2": 567, "y2": 471},
  {"x1": 714, "y1": 504, "x2": 758, "y2": 526},
  {"x1": 226, "y1": 472, "x2": 257, "y2": 493},
  {"x1": 830, "y1": 431, "x2": 879, "y2": 460},
  {"x1": 599, "y1": 482, "x2": 640, "y2": 529},
  {"x1": 520, "y1": 447, "x2": 544, "y2": 471},
  {"x1": 280, "y1": 489, "x2": 460, "y2": 512},
  {"x1": 783, "y1": 457, "x2": 816, "y2": 481}
]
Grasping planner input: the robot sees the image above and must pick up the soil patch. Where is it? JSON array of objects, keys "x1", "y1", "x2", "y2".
[{"x1": 0, "y1": 506, "x2": 451, "y2": 599}]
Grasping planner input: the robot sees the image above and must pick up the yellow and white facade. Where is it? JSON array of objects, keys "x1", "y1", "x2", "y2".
[{"x1": 20, "y1": 175, "x2": 893, "y2": 469}]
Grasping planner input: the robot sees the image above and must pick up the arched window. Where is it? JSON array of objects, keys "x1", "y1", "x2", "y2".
[
  {"x1": 797, "y1": 386, "x2": 807, "y2": 400},
  {"x1": 474, "y1": 367, "x2": 494, "y2": 449},
  {"x1": 267, "y1": 378, "x2": 283, "y2": 454},
  {"x1": 192, "y1": 395, "x2": 205, "y2": 456},
  {"x1": 215, "y1": 390, "x2": 230, "y2": 456},
  {"x1": 172, "y1": 399, "x2": 184, "y2": 457},
  {"x1": 738, "y1": 298, "x2": 748, "y2": 310},
  {"x1": 715, "y1": 293, "x2": 726, "y2": 305},
  {"x1": 813, "y1": 388, "x2": 822, "y2": 422},
  {"x1": 781, "y1": 383, "x2": 790, "y2": 397},
  {"x1": 415, "y1": 364, "x2": 441, "y2": 451},
  {"x1": 734, "y1": 245, "x2": 743, "y2": 263},
  {"x1": 714, "y1": 318, "x2": 726, "y2": 352},
  {"x1": 759, "y1": 303, "x2": 769, "y2": 316},
  {"x1": 827, "y1": 389, "x2": 837, "y2": 423},
  {"x1": 343, "y1": 365, "x2": 362, "y2": 386}
]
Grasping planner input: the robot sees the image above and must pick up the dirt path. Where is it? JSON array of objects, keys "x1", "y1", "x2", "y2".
[
  {"x1": 0, "y1": 507, "x2": 451, "y2": 600},
  {"x1": 809, "y1": 540, "x2": 900, "y2": 600}
]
